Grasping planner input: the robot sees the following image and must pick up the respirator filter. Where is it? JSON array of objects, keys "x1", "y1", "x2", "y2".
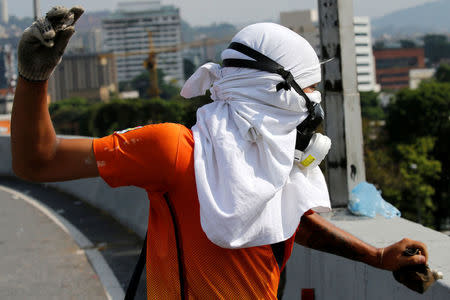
[{"x1": 294, "y1": 133, "x2": 331, "y2": 170}]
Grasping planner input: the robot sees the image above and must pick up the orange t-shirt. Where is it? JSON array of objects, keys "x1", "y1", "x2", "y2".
[{"x1": 93, "y1": 123, "x2": 298, "y2": 299}]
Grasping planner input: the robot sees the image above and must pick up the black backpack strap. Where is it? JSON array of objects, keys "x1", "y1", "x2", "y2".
[{"x1": 125, "y1": 231, "x2": 148, "y2": 300}]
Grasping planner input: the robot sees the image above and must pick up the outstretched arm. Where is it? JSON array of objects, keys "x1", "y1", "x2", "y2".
[
  {"x1": 11, "y1": 77, "x2": 98, "y2": 182},
  {"x1": 295, "y1": 212, "x2": 428, "y2": 271},
  {"x1": 11, "y1": 6, "x2": 98, "y2": 182}
]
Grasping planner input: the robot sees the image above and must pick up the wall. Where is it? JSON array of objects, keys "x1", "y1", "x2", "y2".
[
  {"x1": 1, "y1": 135, "x2": 449, "y2": 299},
  {"x1": 0, "y1": 135, "x2": 149, "y2": 237}
]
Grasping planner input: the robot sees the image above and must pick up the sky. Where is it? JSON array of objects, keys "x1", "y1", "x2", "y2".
[{"x1": 6, "y1": 0, "x2": 438, "y2": 26}]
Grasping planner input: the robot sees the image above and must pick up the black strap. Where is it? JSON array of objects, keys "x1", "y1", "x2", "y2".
[
  {"x1": 124, "y1": 232, "x2": 148, "y2": 300},
  {"x1": 222, "y1": 42, "x2": 314, "y2": 113},
  {"x1": 270, "y1": 241, "x2": 286, "y2": 270}
]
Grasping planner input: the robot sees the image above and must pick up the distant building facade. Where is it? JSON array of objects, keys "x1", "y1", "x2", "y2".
[
  {"x1": 48, "y1": 53, "x2": 117, "y2": 102},
  {"x1": 280, "y1": 10, "x2": 321, "y2": 56},
  {"x1": 354, "y1": 17, "x2": 380, "y2": 92},
  {"x1": 0, "y1": 0, "x2": 8, "y2": 24},
  {"x1": 373, "y1": 48, "x2": 425, "y2": 90},
  {"x1": 409, "y1": 68, "x2": 436, "y2": 89},
  {"x1": 0, "y1": 44, "x2": 15, "y2": 114},
  {"x1": 102, "y1": 1, "x2": 183, "y2": 84},
  {"x1": 67, "y1": 28, "x2": 103, "y2": 54},
  {"x1": 280, "y1": 10, "x2": 379, "y2": 92}
]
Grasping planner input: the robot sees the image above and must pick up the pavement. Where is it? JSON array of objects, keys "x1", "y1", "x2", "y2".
[{"x1": 0, "y1": 177, "x2": 147, "y2": 300}]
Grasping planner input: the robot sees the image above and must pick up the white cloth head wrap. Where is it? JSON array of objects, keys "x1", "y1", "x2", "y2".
[{"x1": 181, "y1": 23, "x2": 331, "y2": 248}]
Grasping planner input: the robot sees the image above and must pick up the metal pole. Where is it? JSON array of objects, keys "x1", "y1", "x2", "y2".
[
  {"x1": 33, "y1": 0, "x2": 39, "y2": 20},
  {"x1": 318, "y1": 0, "x2": 366, "y2": 207}
]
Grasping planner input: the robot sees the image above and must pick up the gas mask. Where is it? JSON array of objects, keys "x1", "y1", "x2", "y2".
[{"x1": 222, "y1": 42, "x2": 331, "y2": 170}]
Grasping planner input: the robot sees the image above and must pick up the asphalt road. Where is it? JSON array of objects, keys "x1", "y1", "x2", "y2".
[{"x1": 0, "y1": 177, "x2": 147, "y2": 299}]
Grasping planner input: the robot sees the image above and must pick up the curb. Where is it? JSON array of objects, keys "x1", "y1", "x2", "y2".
[{"x1": 0, "y1": 185, "x2": 125, "y2": 300}]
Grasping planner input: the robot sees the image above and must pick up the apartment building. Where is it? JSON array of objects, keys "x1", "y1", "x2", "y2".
[
  {"x1": 373, "y1": 48, "x2": 425, "y2": 90},
  {"x1": 102, "y1": 1, "x2": 183, "y2": 85},
  {"x1": 48, "y1": 53, "x2": 117, "y2": 102},
  {"x1": 0, "y1": 0, "x2": 8, "y2": 24},
  {"x1": 280, "y1": 10, "x2": 380, "y2": 92},
  {"x1": 354, "y1": 17, "x2": 380, "y2": 92},
  {"x1": 280, "y1": 10, "x2": 321, "y2": 56}
]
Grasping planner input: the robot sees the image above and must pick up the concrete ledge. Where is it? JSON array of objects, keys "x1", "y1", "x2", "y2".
[
  {"x1": 2, "y1": 135, "x2": 449, "y2": 299},
  {"x1": 0, "y1": 135, "x2": 149, "y2": 238},
  {"x1": 284, "y1": 209, "x2": 450, "y2": 299}
]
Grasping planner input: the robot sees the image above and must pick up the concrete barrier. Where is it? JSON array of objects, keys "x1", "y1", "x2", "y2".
[
  {"x1": 1, "y1": 135, "x2": 449, "y2": 299},
  {"x1": 0, "y1": 135, "x2": 148, "y2": 237}
]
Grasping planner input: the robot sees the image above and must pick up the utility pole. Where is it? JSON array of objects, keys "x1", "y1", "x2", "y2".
[
  {"x1": 33, "y1": 0, "x2": 39, "y2": 20},
  {"x1": 318, "y1": 0, "x2": 366, "y2": 207}
]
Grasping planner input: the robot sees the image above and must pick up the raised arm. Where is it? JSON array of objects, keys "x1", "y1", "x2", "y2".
[
  {"x1": 11, "y1": 6, "x2": 98, "y2": 182},
  {"x1": 296, "y1": 212, "x2": 428, "y2": 271}
]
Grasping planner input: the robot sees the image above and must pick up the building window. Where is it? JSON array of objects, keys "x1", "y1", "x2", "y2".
[
  {"x1": 376, "y1": 57, "x2": 419, "y2": 69},
  {"x1": 356, "y1": 53, "x2": 369, "y2": 57},
  {"x1": 383, "y1": 81, "x2": 409, "y2": 86},
  {"x1": 379, "y1": 72, "x2": 409, "y2": 79},
  {"x1": 355, "y1": 32, "x2": 367, "y2": 36}
]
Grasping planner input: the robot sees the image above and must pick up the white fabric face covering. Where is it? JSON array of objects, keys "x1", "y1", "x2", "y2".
[{"x1": 181, "y1": 23, "x2": 331, "y2": 249}]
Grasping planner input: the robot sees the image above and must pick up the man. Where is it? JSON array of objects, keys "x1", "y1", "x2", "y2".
[{"x1": 11, "y1": 6, "x2": 428, "y2": 299}]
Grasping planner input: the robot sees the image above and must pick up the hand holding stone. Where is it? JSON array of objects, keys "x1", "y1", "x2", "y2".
[{"x1": 18, "y1": 6, "x2": 84, "y2": 81}]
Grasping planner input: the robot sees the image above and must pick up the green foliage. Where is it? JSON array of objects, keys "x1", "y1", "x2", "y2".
[
  {"x1": 435, "y1": 64, "x2": 450, "y2": 83},
  {"x1": 365, "y1": 81, "x2": 450, "y2": 229},
  {"x1": 120, "y1": 70, "x2": 181, "y2": 100},
  {"x1": 49, "y1": 98, "x2": 98, "y2": 136},
  {"x1": 423, "y1": 34, "x2": 450, "y2": 66},
  {"x1": 51, "y1": 93, "x2": 212, "y2": 138},
  {"x1": 183, "y1": 58, "x2": 196, "y2": 80},
  {"x1": 396, "y1": 137, "x2": 441, "y2": 226},
  {"x1": 386, "y1": 82, "x2": 450, "y2": 144},
  {"x1": 399, "y1": 39, "x2": 417, "y2": 48},
  {"x1": 360, "y1": 91, "x2": 385, "y2": 120},
  {"x1": 363, "y1": 120, "x2": 403, "y2": 206},
  {"x1": 373, "y1": 40, "x2": 385, "y2": 50}
]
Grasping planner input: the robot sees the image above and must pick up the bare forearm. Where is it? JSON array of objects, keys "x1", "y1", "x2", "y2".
[
  {"x1": 296, "y1": 213, "x2": 381, "y2": 269},
  {"x1": 11, "y1": 77, "x2": 57, "y2": 173}
]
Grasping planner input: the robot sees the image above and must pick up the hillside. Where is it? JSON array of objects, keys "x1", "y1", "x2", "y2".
[{"x1": 372, "y1": 0, "x2": 450, "y2": 37}]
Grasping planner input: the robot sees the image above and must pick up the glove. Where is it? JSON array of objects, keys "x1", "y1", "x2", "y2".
[{"x1": 18, "y1": 6, "x2": 84, "y2": 81}]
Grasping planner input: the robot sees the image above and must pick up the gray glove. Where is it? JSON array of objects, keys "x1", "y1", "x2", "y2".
[{"x1": 18, "y1": 6, "x2": 84, "y2": 81}]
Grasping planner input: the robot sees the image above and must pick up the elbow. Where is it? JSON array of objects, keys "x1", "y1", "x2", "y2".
[
  {"x1": 12, "y1": 158, "x2": 47, "y2": 182},
  {"x1": 11, "y1": 141, "x2": 56, "y2": 182}
]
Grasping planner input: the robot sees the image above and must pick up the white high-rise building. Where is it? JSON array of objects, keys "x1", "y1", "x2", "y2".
[
  {"x1": 280, "y1": 10, "x2": 379, "y2": 92},
  {"x1": 354, "y1": 16, "x2": 380, "y2": 92},
  {"x1": 102, "y1": 1, "x2": 183, "y2": 84},
  {"x1": 0, "y1": 0, "x2": 8, "y2": 24}
]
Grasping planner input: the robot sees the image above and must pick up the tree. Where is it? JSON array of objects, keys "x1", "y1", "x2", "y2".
[
  {"x1": 360, "y1": 91, "x2": 385, "y2": 120},
  {"x1": 183, "y1": 58, "x2": 196, "y2": 80},
  {"x1": 373, "y1": 40, "x2": 385, "y2": 50},
  {"x1": 423, "y1": 34, "x2": 450, "y2": 66},
  {"x1": 435, "y1": 64, "x2": 450, "y2": 83},
  {"x1": 385, "y1": 82, "x2": 450, "y2": 229},
  {"x1": 397, "y1": 137, "x2": 441, "y2": 226},
  {"x1": 122, "y1": 70, "x2": 181, "y2": 100},
  {"x1": 399, "y1": 39, "x2": 416, "y2": 49},
  {"x1": 397, "y1": 137, "x2": 442, "y2": 226},
  {"x1": 49, "y1": 98, "x2": 96, "y2": 136}
]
